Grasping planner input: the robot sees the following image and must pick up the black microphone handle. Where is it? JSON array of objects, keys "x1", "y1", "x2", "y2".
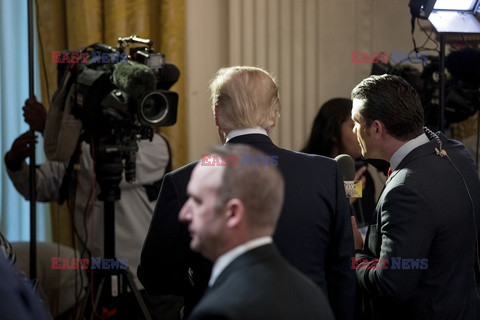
[
  {"x1": 355, "y1": 198, "x2": 365, "y2": 227},
  {"x1": 350, "y1": 197, "x2": 366, "y2": 226}
]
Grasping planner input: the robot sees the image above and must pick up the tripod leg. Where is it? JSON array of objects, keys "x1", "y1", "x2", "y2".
[
  {"x1": 91, "y1": 277, "x2": 106, "y2": 320},
  {"x1": 77, "y1": 273, "x2": 106, "y2": 320},
  {"x1": 76, "y1": 286, "x2": 89, "y2": 320},
  {"x1": 125, "y1": 269, "x2": 152, "y2": 320}
]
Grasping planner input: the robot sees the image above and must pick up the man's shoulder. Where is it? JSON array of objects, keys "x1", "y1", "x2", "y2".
[
  {"x1": 156, "y1": 162, "x2": 198, "y2": 197},
  {"x1": 196, "y1": 248, "x2": 333, "y2": 319},
  {"x1": 276, "y1": 149, "x2": 339, "y2": 181},
  {"x1": 218, "y1": 244, "x2": 324, "y2": 293},
  {"x1": 166, "y1": 161, "x2": 198, "y2": 178},
  {"x1": 231, "y1": 134, "x2": 335, "y2": 161},
  {"x1": 276, "y1": 146, "x2": 336, "y2": 165}
]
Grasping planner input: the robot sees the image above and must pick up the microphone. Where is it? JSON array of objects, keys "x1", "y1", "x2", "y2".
[
  {"x1": 112, "y1": 61, "x2": 157, "y2": 102},
  {"x1": 157, "y1": 62, "x2": 180, "y2": 90},
  {"x1": 335, "y1": 154, "x2": 365, "y2": 224},
  {"x1": 335, "y1": 154, "x2": 356, "y2": 182}
]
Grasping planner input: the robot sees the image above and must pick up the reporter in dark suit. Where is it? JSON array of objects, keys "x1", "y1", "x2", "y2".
[
  {"x1": 350, "y1": 74, "x2": 480, "y2": 320},
  {"x1": 179, "y1": 144, "x2": 334, "y2": 320},
  {"x1": 139, "y1": 66, "x2": 355, "y2": 319}
]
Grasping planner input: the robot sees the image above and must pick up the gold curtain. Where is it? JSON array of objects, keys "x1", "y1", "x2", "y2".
[
  {"x1": 36, "y1": 0, "x2": 186, "y2": 246},
  {"x1": 450, "y1": 112, "x2": 479, "y2": 141}
]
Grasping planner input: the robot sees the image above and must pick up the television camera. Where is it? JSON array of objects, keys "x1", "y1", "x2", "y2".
[{"x1": 45, "y1": 35, "x2": 179, "y2": 201}]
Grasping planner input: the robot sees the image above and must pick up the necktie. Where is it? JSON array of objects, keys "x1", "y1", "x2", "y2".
[{"x1": 387, "y1": 167, "x2": 392, "y2": 178}]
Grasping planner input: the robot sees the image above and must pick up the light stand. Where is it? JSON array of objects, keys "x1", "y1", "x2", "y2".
[
  {"x1": 439, "y1": 33, "x2": 446, "y2": 132},
  {"x1": 27, "y1": 0, "x2": 37, "y2": 282},
  {"x1": 409, "y1": 0, "x2": 480, "y2": 132}
]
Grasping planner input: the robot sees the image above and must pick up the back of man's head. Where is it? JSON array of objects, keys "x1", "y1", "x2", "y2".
[
  {"x1": 351, "y1": 74, "x2": 424, "y2": 141},
  {"x1": 212, "y1": 144, "x2": 284, "y2": 236},
  {"x1": 209, "y1": 66, "x2": 281, "y2": 134}
]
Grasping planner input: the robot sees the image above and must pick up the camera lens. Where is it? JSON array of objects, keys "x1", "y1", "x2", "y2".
[{"x1": 140, "y1": 91, "x2": 169, "y2": 124}]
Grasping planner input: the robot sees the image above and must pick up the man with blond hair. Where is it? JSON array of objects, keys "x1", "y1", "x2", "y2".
[{"x1": 139, "y1": 66, "x2": 355, "y2": 320}]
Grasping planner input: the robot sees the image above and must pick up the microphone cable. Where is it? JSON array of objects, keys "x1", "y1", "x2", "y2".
[{"x1": 425, "y1": 127, "x2": 480, "y2": 296}]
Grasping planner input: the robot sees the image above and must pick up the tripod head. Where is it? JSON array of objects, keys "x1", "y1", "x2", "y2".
[{"x1": 92, "y1": 133, "x2": 139, "y2": 202}]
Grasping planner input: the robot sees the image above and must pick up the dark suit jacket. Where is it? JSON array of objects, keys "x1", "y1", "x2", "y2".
[
  {"x1": 188, "y1": 243, "x2": 335, "y2": 320},
  {"x1": 139, "y1": 134, "x2": 355, "y2": 319},
  {"x1": 356, "y1": 133, "x2": 480, "y2": 320},
  {"x1": 0, "y1": 256, "x2": 51, "y2": 320}
]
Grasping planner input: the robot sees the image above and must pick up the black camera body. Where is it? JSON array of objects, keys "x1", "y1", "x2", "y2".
[{"x1": 61, "y1": 38, "x2": 179, "y2": 137}]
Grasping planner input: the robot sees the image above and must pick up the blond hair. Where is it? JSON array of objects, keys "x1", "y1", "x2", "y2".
[{"x1": 209, "y1": 66, "x2": 281, "y2": 133}]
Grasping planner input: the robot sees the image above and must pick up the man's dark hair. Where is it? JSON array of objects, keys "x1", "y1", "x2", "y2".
[{"x1": 351, "y1": 74, "x2": 424, "y2": 141}]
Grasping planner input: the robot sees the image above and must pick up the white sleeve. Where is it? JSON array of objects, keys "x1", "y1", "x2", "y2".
[{"x1": 6, "y1": 160, "x2": 66, "y2": 203}]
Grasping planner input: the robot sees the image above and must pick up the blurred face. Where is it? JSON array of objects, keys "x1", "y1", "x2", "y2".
[
  {"x1": 340, "y1": 118, "x2": 362, "y2": 159},
  {"x1": 179, "y1": 164, "x2": 227, "y2": 261},
  {"x1": 352, "y1": 98, "x2": 372, "y2": 158}
]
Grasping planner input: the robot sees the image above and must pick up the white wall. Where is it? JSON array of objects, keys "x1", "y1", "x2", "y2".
[{"x1": 186, "y1": 0, "x2": 429, "y2": 162}]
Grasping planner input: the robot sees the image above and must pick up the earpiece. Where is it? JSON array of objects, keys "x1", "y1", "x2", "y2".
[
  {"x1": 424, "y1": 127, "x2": 447, "y2": 157},
  {"x1": 424, "y1": 126, "x2": 480, "y2": 291},
  {"x1": 435, "y1": 148, "x2": 447, "y2": 157}
]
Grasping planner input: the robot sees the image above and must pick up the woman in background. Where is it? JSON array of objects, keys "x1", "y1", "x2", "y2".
[{"x1": 302, "y1": 98, "x2": 388, "y2": 227}]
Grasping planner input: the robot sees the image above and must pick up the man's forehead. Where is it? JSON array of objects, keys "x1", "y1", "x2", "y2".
[{"x1": 351, "y1": 98, "x2": 365, "y2": 120}]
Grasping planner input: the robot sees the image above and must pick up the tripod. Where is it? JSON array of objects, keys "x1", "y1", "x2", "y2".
[
  {"x1": 78, "y1": 200, "x2": 152, "y2": 320},
  {"x1": 77, "y1": 146, "x2": 152, "y2": 320}
]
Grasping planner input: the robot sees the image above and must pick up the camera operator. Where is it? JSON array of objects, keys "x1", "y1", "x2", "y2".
[{"x1": 4, "y1": 96, "x2": 171, "y2": 295}]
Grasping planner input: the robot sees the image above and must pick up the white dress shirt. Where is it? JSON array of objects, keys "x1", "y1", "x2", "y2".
[
  {"x1": 390, "y1": 133, "x2": 430, "y2": 170},
  {"x1": 225, "y1": 127, "x2": 268, "y2": 143}
]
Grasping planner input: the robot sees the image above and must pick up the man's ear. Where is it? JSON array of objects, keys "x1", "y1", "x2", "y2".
[
  {"x1": 214, "y1": 106, "x2": 227, "y2": 144},
  {"x1": 370, "y1": 119, "x2": 385, "y2": 140},
  {"x1": 224, "y1": 198, "x2": 245, "y2": 229},
  {"x1": 214, "y1": 105, "x2": 220, "y2": 128}
]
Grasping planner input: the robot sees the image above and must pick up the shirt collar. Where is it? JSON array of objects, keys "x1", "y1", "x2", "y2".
[
  {"x1": 225, "y1": 127, "x2": 268, "y2": 143},
  {"x1": 208, "y1": 236, "x2": 272, "y2": 287},
  {"x1": 390, "y1": 133, "x2": 429, "y2": 170}
]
